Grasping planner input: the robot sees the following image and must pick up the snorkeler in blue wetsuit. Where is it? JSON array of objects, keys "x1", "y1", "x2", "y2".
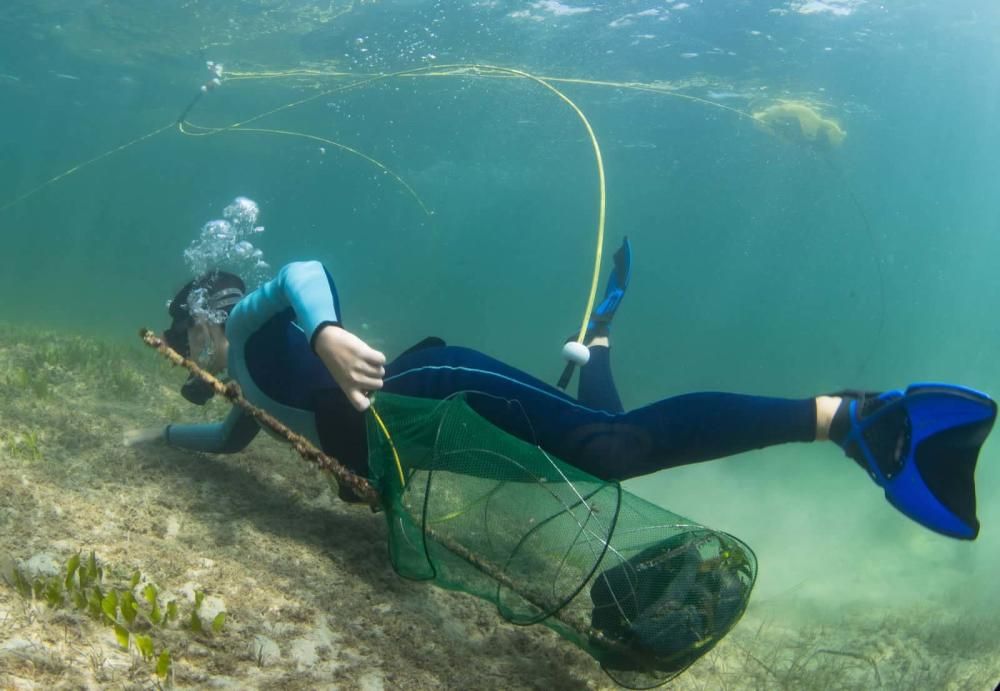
[{"x1": 136, "y1": 244, "x2": 996, "y2": 541}]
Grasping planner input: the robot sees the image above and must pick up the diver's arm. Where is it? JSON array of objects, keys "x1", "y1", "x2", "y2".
[
  {"x1": 228, "y1": 260, "x2": 385, "y2": 412},
  {"x1": 227, "y1": 260, "x2": 344, "y2": 348},
  {"x1": 313, "y1": 326, "x2": 385, "y2": 411},
  {"x1": 163, "y1": 406, "x2": 260, "y2": 454}
]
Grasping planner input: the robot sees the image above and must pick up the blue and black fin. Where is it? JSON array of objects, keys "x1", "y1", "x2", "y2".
[
  {"x1": 558, "y1": 237, "x2": 632, "y2": 390},
  {"x1": 830, "y1": 383, "x2": 996, "y2": 540}
]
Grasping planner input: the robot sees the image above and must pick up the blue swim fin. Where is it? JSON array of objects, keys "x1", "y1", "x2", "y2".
[
  {"x1": 557, "y1": 238, "x2": 632, "y2": 390},
  {"x1": 587, "y1": 236, "x2": 632, "y2": 338},
  {"x1": 831, "y1": 383, "x2": 997, "y2": 540}
]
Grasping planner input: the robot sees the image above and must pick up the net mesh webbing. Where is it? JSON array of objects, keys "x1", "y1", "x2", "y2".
[{"x1": 366, "y1": 392, "x2": 757, "y2": 689}]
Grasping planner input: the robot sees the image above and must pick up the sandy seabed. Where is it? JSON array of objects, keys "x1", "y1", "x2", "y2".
[{"x1": 0, "y1": 325, "x2": 998, "y2": 690}]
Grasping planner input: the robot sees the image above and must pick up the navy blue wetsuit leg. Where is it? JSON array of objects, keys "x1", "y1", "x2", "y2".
[
  {"x1": 314, "y1": 342, "x2": 622, "y2": 481},
  {"x1": 578, "y1": 345, "x2": 624, "y2": 413},
  {"x1": 383, "y1": 346, "x2": 816, "y2": 481}
]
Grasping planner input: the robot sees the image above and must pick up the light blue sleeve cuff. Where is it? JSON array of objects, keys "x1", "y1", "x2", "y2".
[{"x1": 280, "y1": 261, "x2": 342, "y2": 343}]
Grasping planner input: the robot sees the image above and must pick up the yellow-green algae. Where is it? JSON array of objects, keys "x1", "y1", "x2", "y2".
[{"x1": 753, "y1": 100, "x2": 847, "y2": 148}]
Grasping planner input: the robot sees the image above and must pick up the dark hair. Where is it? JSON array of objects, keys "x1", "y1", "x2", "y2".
[
  {"x1": 163, "y1": 271, "x2": 245, "y2": 358},
  {"x1": 163, "y1": 271, "x2": 245, "y2": 406}
]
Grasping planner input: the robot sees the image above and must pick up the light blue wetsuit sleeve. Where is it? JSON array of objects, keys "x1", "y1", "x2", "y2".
[
  {"x1": 165, "y1": 406, "x2": 260, "y2": 453},
  {"x1": 226, "y1": 260, "x2": 341, "y2": 349}
]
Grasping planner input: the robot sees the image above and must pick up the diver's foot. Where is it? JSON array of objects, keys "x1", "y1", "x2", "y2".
[
  {"x1": 588, "y1": 236, "x2": 632, "y2": 338},
  {"x1": 828, "y1": 389, "x2": 893, "y2": 473},
  {"x1": 814, "y1": 395, "x2": 842, "y2": 441},
  {"x1": 829, "y1": 385, "x2": 996, "y2": 540},
  {"x1": 564, "y1": 238, "x2": 632, "y2": 344},
  {"x1": 557, "y1": 238, "x2": 631, "y2": 389}
]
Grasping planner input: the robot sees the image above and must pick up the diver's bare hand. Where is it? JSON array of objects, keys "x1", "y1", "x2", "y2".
[{"x1": 313, "y1": 325, "x2": 386, "y2": 412}]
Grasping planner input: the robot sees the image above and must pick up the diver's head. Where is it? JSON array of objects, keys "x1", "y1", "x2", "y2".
[{"x1": 164, "y1": 270, "x2": 244, "y2": 404}]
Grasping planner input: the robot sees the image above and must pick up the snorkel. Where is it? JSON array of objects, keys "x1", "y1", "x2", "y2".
[{"x1": 175, "y1": 61, "x2": 224, "y2": 125}]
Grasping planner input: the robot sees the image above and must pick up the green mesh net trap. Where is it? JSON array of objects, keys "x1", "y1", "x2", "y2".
[{"x1": 366, "y1": 392, "x2": 757, "y2": 689}]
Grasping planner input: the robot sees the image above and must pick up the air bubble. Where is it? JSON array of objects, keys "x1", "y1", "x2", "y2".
[{"x1": 183, "y1": 197, "x2": 271, "y2": 288}]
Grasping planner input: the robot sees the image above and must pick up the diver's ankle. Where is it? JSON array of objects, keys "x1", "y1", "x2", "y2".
[
  {"x1": 815, "y1": 396, "x2": 843, "y2": 441},
  {"x1": 586, "y1": 335, "x2": 610, "y2": 348}
]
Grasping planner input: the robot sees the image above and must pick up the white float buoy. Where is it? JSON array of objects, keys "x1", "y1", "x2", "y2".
[{"x1": 561, "y1": 340, "x2": 590, "y2": 366}]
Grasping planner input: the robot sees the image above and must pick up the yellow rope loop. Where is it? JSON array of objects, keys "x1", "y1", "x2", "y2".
[
  {"x1": 200, "y1": 62, "x2": 610, "y2": 342},
  {"x1": 178, "y1": 121, "x2": 432, "y2": 216},
  {"x1": 2, "y1": 62, "x2": 775, "y2": 347}
]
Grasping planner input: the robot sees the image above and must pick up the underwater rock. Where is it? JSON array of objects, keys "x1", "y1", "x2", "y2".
[
  {"x1": 250, "y1": 635, "x2": 281, "y2": 666},
  {"x1": 752, "y1": 100, "x2": 846, "y2": 148},
  {"x1": 23, "y1": 552, "x2": 60, "y2": 579}
]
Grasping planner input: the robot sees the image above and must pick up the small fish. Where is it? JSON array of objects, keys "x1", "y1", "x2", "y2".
[{"x1": 52, "y1": 72, "x2": 80, "y2": 80}]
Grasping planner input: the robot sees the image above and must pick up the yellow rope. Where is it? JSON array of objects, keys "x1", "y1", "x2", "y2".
[
  {"x1": 0, "y1": 65, "x2": 761, "y2": 219},
  {"x1": 225, "y1": 65, "x2": 758, "y2": 124},
  {"x1": 449, "y1": 65, "x2": 605, "y2": 344},
  {"x1": 369, "y1": 403, "x2": 407, "y2": 488},
  {"x1": 0, "y1": 63, "x2": 613, "y2": 348},
  {"x1": 1, "y1": 63, "x2": 774, "y2": 343},
  {"x1": 498, "y1": 68, "x2": 606, "y2": 345},
  {"x1": 205, "y1": 63, "x2": 608, "y2": 343},
  {"x1": 178, "y1": 121, "x2": 432, "y2": 216},
  {"x1": 0, "y1": 122, "x2": 174, "y2": 212}
]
